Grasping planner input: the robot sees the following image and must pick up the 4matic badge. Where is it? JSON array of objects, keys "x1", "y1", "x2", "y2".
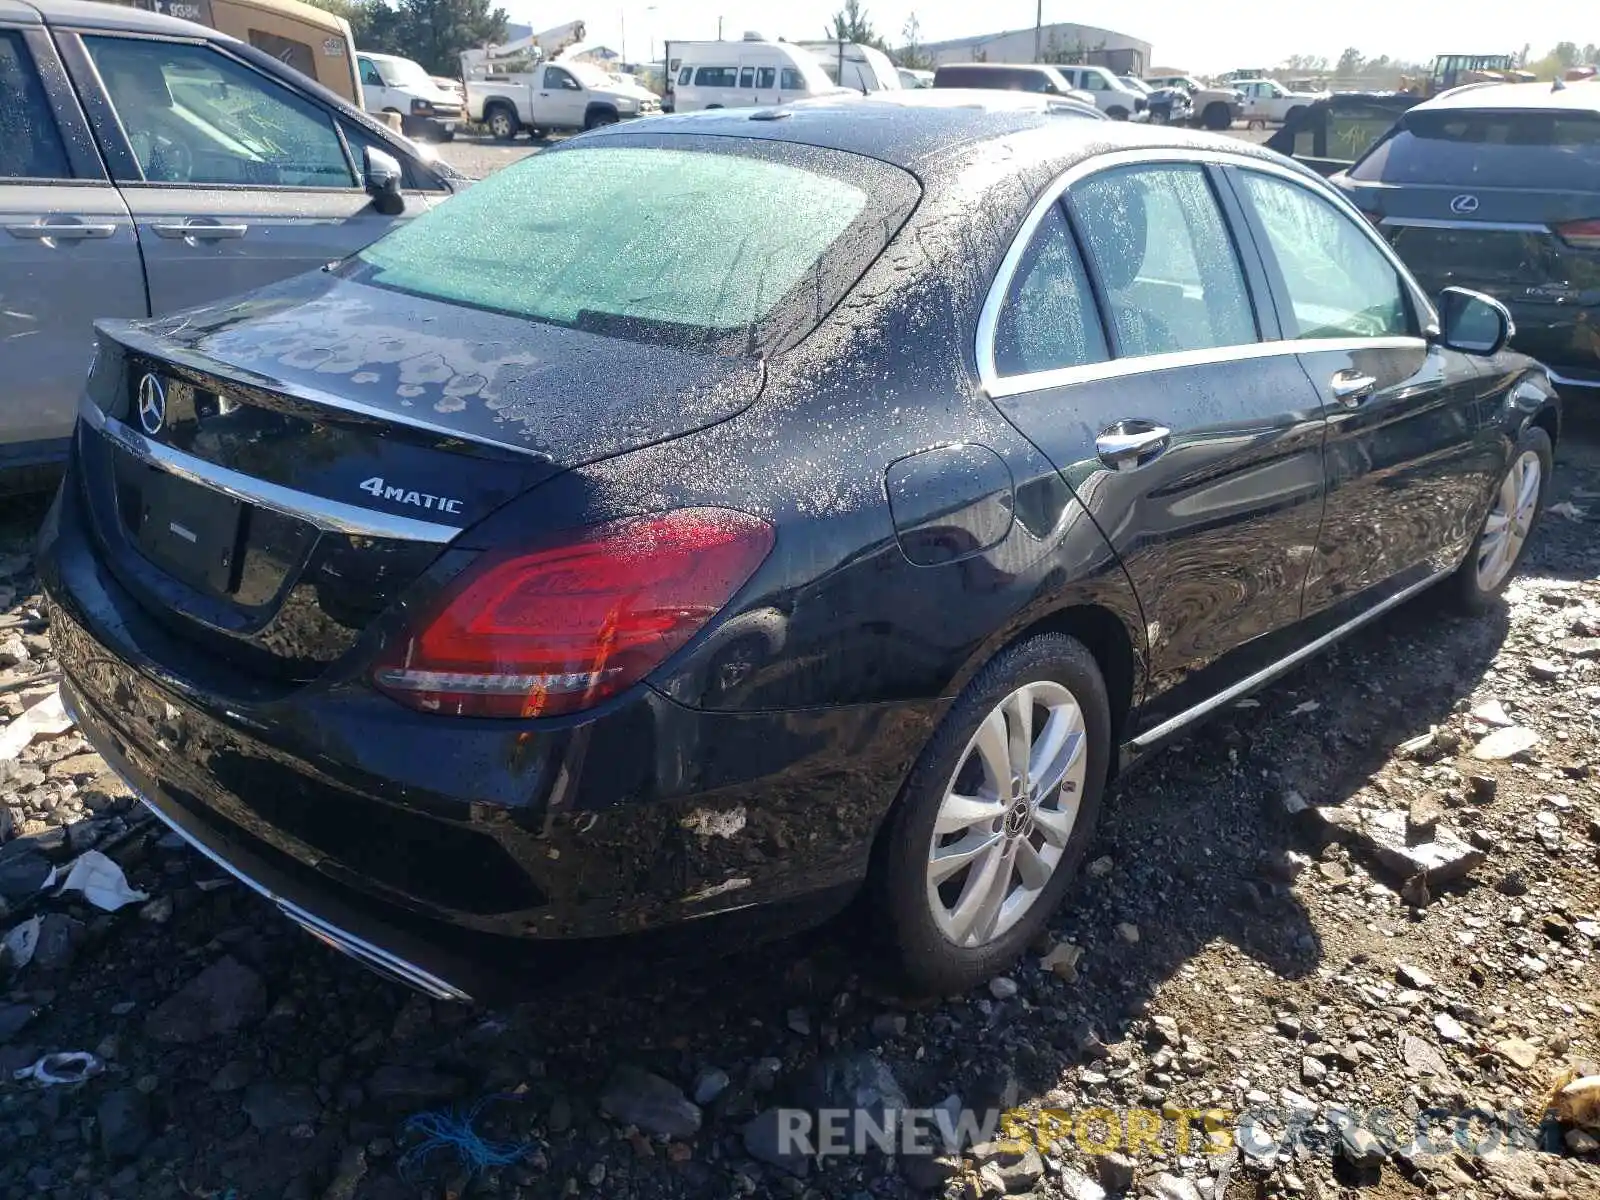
[{"x1": 359, "y1": 477, "x2": 464, "y2": 515}]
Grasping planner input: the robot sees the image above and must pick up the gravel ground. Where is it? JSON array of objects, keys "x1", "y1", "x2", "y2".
[{"x1": 1, "y1": 179, "x2": 1596, "y2": 1200}]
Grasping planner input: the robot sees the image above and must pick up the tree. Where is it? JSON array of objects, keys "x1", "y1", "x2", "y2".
[
  {"x1": 825, "y1": 0, "x2": 888, "y2": 52},
  {"x1": 897, "y1": 12, "x2": 932, "y2": 70},
  {"x1": 1335, "y1": 47, "x2": 1365, "y2": 78},
  {"x1": 1552, "y1": 41, "x2": 1581, "y2": 69},
  {"x1": 303, "y1": 0, "x2": 506, "y2": 75}
]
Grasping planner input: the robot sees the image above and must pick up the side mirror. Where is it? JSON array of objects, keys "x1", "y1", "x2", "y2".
[
  {"x1": 1437, "y1": 286, "x2": 1514, "y2": 356},
  {"x1": 363, "y1": 146, "x2": 405, "y2": 216}
]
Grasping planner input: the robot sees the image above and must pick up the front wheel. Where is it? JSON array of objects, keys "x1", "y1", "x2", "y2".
[
  {"x1": 874, "y1": 633, "x2": 1112, "y2": 995},
  {"x1": 1448, "y1": 425, "x2": 1553, "y2": 612},
  {"x1": 1107, "y1": 105, "x2": 1129, "y2": 121},
  {"x1": 1202, "y1": 101, "x2": 1232, "y2": 130},
  {"x1": 584, "y1": 108, "x2": 620, "y2": 130}
]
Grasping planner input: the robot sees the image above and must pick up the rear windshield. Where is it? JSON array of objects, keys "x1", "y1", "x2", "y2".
[
  {"x1": 352, "y1": 140, "x2": 918, "y2": 352},
  {"x1": 1350, "y1": 108, "x2": 1600, "y2": 189}
]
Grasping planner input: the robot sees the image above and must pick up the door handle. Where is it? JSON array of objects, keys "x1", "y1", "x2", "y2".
[
  {"x1": 5, "y1": 222, "x2": 116, "y2": 240},
  {"x1": 1096, "y1": 421, "x2": 1172, "y2": 471},
  {"x1": 1329, "y1": 370, "x2": 1377, "y2": 406},
  {"x1": 151, "y1": 222, "x2": 249, "y2": 240}
]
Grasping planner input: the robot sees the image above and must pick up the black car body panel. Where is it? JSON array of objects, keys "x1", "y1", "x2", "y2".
[{"x1": 39, "y1": 106, "x2": 1562, "y2": 998}]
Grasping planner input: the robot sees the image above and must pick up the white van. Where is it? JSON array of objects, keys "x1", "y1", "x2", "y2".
[
  {"x1": 796, "y1": 41, "x2": 902, "y2": 93},
  {"x1": 668, "y1": 35, "x2": 846, "y2": 112},
  {"x1": 1051, "y1": 64, "x2": 1149, "y2": 121},
  {"x1": 357, "y1": 51, "x2": 465, "y2": 140}
]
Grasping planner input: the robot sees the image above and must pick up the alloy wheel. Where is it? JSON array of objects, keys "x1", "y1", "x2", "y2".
[
  {"x1": 1476, "y1": 449, "x2": 1541, "y2": 591},
  {"x1": 926, "y1": 681, "x2": 1087, "y2": 948}
]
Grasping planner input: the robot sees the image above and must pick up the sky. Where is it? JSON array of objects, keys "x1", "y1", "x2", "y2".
[{"x1": 506, "y1": 0, "x2": 1584, "y2": 74}]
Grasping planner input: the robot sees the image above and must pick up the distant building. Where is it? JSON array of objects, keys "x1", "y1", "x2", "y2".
[{"x1": 921, "y1": 22, "x2": 1151, "y2": 76}]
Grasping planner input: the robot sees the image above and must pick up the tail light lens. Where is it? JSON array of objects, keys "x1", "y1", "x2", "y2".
[
  {"x1": 373, "y1": 508, "x2": 774, "y2": 718},
  {"x1": 1554, "y1": 219, "x2": 1600, "y2": 250}
]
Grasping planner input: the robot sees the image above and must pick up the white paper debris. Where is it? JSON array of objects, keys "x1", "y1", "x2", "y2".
[
  {"x1": 53, "y1": 850, "x2": 149, "y2": 912},
  {"x1": 12, "y1": 1051, "x2": 103, "y2": 1086},
  {"x1": 2, "y1": 915, "x2": 41, "y2": 971},
  {"x1": 1548, "y1": 501, "x2": 1586, "y2": 522},
  {"x1": 0, "y1": 688, "x2": 74, "y2": 761}
]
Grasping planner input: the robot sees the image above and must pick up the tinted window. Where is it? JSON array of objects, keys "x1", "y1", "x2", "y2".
[
  {"x1": 780, "y1": 68, "x2": 805, "y2": 90},
  {"x1": 756, "y1": 66, "x2": 775, "y2": 88},
  {"x1": 86, "y1": 36, "x2": 354, "y2": 187},
  {"x1": 677, "y1": 65, "x2": 691, "y2": 85},
  {"x1": 1239, "y1": 172, "x2": 1408, "y2": 339},
  {"x1": 359, "y1": 57, "x2": 382, "y2": 87},
  {"x1": 1352, "y1": 108, "x2": 1600, "y2": 189},
  {"x1": 545, "y1": 66, "x2": 579, "y2": 90},
  {"x1": 0, "y1": 32, "x2": 71, "y2": 180},
  {"x1": 993, "y1": 204, "x2": 1108, "y2": 376},
  {"x1": 1072, "y1": 164, "x2": 1257, "y2": 356},
  {"x1": 356, "y1": 145, "x2": 880, "y2": 346},
  {"x1": 739, "y1": 66, "x2": 754, "y2": 87},
  {"x1": 694, "y1": 66, "x2": 735, "y2": 87}
]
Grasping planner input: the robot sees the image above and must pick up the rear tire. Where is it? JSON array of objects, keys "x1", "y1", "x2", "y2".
[
  {"x1": 1448, "y1": 425, "x2": 1553, "y2": 612},
  {"x1": 874, "y1": 634, "x2": 1112, "y2": 995},
  {"x1": 485, "y1": 103, "x2": 519, "y2": 142},
  {"x1": 1202, "y1": 101, "x2": 1232, "y2": 130}
]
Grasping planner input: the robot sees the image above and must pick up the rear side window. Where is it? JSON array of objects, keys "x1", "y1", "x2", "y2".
[
  {"x1": 993, "y1": 204, "x2": 1108, "y2": 377},
  {"x1": 695, "y1": 67, "x2": 735, "y2": 87},
  {"x1": 756, "y1": 67, "x2": 775, "y2": 88},
  {"x1": 1352, "y1": 108, "x2": 1600, "y2": 190},
  {"x1": 738, "y1": 66, "x2": 754, "y2": 87},
  {"x1": 1072, "y1": 164, "x2": 1257, "y2": 357},
  {"x1": 0, "y1": 31, "x2": 71, "y2": 180},
  {"x1": 354, "y1": 142, "x2": 917, "y2": 352}
]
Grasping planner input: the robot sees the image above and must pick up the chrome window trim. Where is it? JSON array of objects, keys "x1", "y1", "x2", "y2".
[
  {"x1": 976, "y1": 147, "x2": 1441, "y2": 398},
  {"x1": 1380, "y1": 216, "x2": 1550, "y2": 234},
  {"x1": 79, "y1": 395, "x2": 463, "y2": 544}
]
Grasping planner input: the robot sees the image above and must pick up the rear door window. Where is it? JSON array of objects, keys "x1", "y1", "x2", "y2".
[
  {"x1": 1352, "y1": 109, "x2": 1600, "y2": 190},
  {"x1": 993, "y1": 204, "x2": 1108, "y2": 377},
  {"x1": 1071, "y1": 164, "x2": 1258, "y2": 357},
  {"x1": 756, "y1": 67, "x2": 775, "y2": 88},
  {"x1": 695, "y1": 67, "x2": 735, "y2": 87},
  {"x1": 738, "y1": 66, "x2": 754, "y2": 87},
  {"x1": 0, "y1": 30, "x2": 71, "y2": 179}
]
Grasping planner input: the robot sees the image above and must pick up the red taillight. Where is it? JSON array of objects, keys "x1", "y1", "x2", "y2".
[
  {"x1": 373, "y1": 508, "x2": 774, "y2": 718},
  {"x1": 1555, "y1": 218, "x2": 1600, "y2": 250}
]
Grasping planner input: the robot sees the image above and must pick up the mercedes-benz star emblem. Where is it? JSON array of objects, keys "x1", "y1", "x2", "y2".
[
  {"x1": 137, "y1": 373, "x2": 166, "y2": 436},
  {"x1": 1449, "y1": 193, "x2": 1480, "y2": 215}
]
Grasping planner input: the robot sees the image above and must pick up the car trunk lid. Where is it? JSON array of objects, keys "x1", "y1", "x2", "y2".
[{"x1": 77, "y1": 272, "x2": 765, "y2": 685}]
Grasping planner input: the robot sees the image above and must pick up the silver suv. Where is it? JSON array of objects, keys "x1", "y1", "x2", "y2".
[{"x1": 0, "y1": 0, "x2": 463, "y2": 488}]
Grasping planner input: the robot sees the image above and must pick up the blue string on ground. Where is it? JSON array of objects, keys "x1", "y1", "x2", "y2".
[{"x1": 397, "y1": 1093, "x2": 534, "y2": 1179}]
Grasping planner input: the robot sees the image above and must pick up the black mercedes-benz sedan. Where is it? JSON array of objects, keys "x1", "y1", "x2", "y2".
[{"x1": 40, "y1": 96, "x2": 1560, "y2": 1002}]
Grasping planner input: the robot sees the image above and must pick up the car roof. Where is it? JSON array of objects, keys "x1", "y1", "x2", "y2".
[
  {"x1": 598, "y1": 98, "x2": 1284, "y2": 177},
  {"x1": 7, "y1": 0, "x2": 218, "y2": 36},
  {"x1": 1420, "y1": 80, "x2": 1600, "y2": 114}
]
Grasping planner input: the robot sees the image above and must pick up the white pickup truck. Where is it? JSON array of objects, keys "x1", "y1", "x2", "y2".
[
  {"x1": 1233, "y1": 78, "x2": 1327, "y2": 126},
  {"x1": 465, "y1": 61, "x2": 662, "y2": 140}
]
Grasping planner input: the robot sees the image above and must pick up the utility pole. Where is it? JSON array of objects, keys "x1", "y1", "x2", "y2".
[
  {"x1": 718, "y1": 15, "x2": 723, "y2": 39},
  {"x1": 1033, "y1": 0, "x2": 1042, "y2": 61}
]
